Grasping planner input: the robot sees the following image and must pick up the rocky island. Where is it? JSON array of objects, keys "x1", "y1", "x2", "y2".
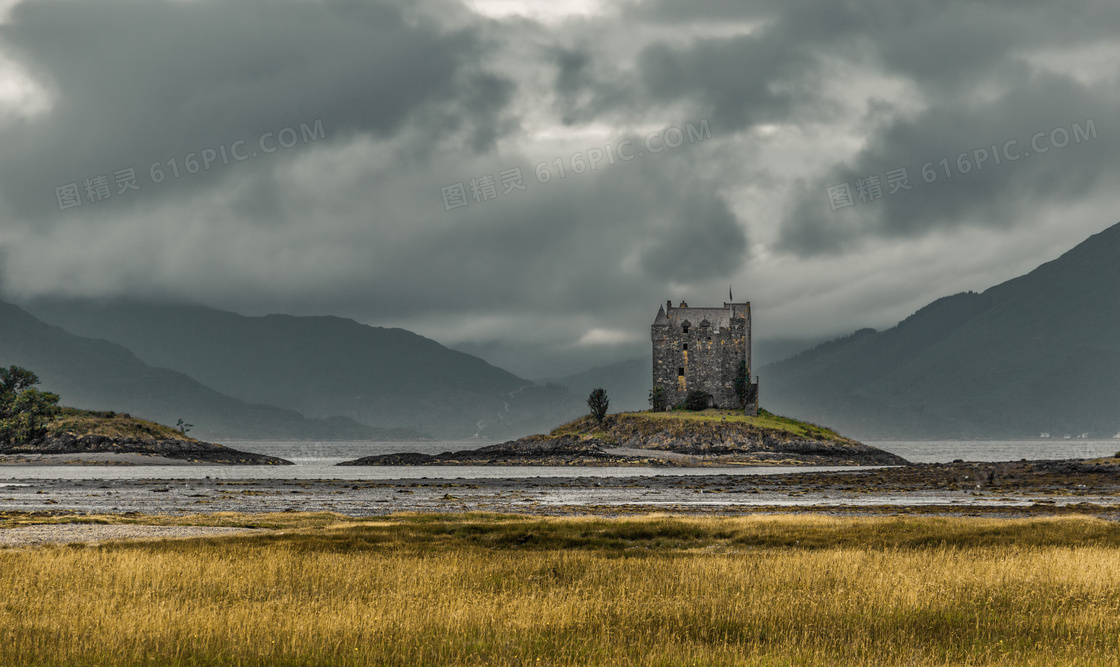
[
  {"x1": 339, "y1": 409, "x2": 908, "y2": 467},
  {"x1": 0, "y1": 407, "x2": 291, "y2": 465}
]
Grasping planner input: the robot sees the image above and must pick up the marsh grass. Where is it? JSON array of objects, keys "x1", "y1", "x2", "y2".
[{"x1": 3, "y1": 513, "x2": 1120, "y2": 665}]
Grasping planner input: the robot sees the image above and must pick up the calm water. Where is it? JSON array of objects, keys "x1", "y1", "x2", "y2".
[
  {"x1": 870, "y1": 439, "x2": 1120, "y2": 463},
  {"x1": 0, "y1": 463, "x2": 869, "y2": 482},
  {"x1": 229, "y1": 438, "x2": 1120, "y2": 466},
  {"x1": 223, "y1": 438, "x2": 1120, "y2": 466},
  {"x1": 0, "y1": 439, "x2": 1116, "y2": 482}
]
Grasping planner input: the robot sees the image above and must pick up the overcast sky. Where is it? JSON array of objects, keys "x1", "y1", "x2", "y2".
[{"x1": 0, "y1": 0, "x2": 1117, "y2": 374}]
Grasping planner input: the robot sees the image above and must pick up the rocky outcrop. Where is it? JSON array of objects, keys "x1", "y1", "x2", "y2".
[
  {"x1": 599, "y1": 415, "x2": 893, "y2": 458},
  {"x1": 2, "y1": 433, "x2": 291, "y2": 465}
]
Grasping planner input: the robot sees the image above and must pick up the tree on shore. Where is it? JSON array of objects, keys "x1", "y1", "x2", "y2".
[
  {"x1": 175, "y1": 419, "x2": 193, "y2": 436},
  {"x1": 587, "y1": 388, "x2": 609, "y2": 426},
  {"x1": 0, "y1": 366, "x2": 60, "y2": 445},
  {"x1": 648, "y1": 385, "x2": 666, "y2": 412}
]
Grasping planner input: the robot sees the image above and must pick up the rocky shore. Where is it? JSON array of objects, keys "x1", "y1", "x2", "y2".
[
  {"x1": 774, "y1": 457, "x2": 1120, "y2": 494},
  {"x1": 340, "y1": 410, "x2": 909, "y2": 467},
  {"x1": 1, "y1": 433, "x2": 291, "y2": 465},
  {"x1": 4, "y1": 431, "x2": 288, "y2": 463}
]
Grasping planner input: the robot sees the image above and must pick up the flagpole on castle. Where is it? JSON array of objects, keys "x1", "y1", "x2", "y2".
[{"x1": 729, "y1": 285, "x2": 733, "y2": 302}]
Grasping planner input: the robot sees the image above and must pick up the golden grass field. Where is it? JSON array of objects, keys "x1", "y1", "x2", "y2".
[{"x1": 3, "y1": 512, "x2": 1120, "y2": 665}]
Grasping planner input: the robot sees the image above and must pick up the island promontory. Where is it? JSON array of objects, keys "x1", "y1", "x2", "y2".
[
  {"x1": 338, "y1": 410, "x2": 908, "y2": 467},
  {"x1": 1, "y1": 407, "x2": 291, "y2": 465}
]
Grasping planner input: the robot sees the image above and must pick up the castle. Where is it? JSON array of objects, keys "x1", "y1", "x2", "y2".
[{"x1": 651, "y1": 299, "x2": 759, "y2": 414}]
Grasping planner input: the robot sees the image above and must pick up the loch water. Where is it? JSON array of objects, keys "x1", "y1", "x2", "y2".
[{"x1": 2, "y1": 439, "x2": 1116, "y2": 482}]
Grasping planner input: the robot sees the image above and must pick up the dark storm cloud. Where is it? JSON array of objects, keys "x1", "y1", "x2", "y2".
[
  {"x1": 597, "y1": 0, "x2": 1120, "y2": 255},
  {"x1": 543, "y1": 41, "x2": 640, "y2": 127},
  {"x1": 553, "y1": 48, "x2": 593, "y2": 125},
  {"x1": 607, "y1": 0, "x2": 1120, "y2": 130},
  {"x1": 539, "y1": 15, "x2": 827, "y2": 133},
  {"x1": 780, "y1": 73, "x2": 1117, "y2": 255},
  {"x1": 2, "y1": 0, "x2": 1120, "y2": 355},
  {"x1": 635, "y1": 34, "x2": 822, "y2": 133},
  {"x1": 637, "y1": 190, "x2": 745, "y2": 280},
  {"x1": 0, "y1": 0, "x2": 749, "y2": 347},
  {"x1": 0, "y1": 0, "x2": 511, "y2": 220},
  {"x1": 264, "y1": 145, "x2": 748, "y2": 321}
]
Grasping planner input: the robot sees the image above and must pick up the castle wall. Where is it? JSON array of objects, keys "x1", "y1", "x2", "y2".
[{"x1": 651, "y1": 301, "x2": 756, "y2": 413}]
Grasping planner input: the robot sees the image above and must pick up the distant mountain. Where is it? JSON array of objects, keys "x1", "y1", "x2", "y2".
[
  {"x1": 452, "y1": 339, "x2": 649, "y2": 381},
  {"x1": 0, "y1": 301, "x2": 419, "y2": 441},
  {"x1": 763, "y1": 222, "x2": 1120, "y2": 439},
  {"x1": 754, "y1": 336, "x2": 833, "y2": 369},
  {"x1": 23, "y1": 300, "x2": 584, "y2": 439},
  {"x1": 551, "y1": 357, "x2": 652, "y2": 412}
]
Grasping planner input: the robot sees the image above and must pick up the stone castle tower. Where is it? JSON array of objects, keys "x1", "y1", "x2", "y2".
[{"x1": 651, "y1": 299, "x2": 759, "y2": 414}]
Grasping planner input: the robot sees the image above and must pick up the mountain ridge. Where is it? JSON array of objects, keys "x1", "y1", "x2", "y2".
[
  {"x1": 0, "y1": 300, "x2": 424, "y2": 441},
  {"x1": 763, "y1": 221, "x2": 1120, "y2": 439},
  {"x1": 22, "y1": 299, "x2": 584, "y2": 439}
]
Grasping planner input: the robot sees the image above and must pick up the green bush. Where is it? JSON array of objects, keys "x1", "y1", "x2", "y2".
[{"x1": 684, "y1": 389, "x2": 712, "y2": 411}]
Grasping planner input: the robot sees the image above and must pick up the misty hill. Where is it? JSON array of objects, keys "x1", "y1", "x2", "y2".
[
  {"x1": 0, "y1": 301, "x2": 415, "y2": 441},
  {"x1": 23, "y1": 300, "x2": 584, "y2": 439},
  {"x1": 762, "y1": 222, "x2": 1120, "y2": 439}
]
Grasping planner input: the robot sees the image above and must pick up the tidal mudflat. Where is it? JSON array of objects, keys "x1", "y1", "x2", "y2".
[{"x1": 3, "y1": 457, "x2": 1119, "y2": 518}]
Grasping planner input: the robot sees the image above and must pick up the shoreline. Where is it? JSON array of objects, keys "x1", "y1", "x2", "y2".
[{"x1": 1, "y1": 457, "x2": 1117, "y2": 519}]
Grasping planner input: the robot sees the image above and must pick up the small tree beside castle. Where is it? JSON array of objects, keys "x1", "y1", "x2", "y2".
[{"x1": 587, "y1": 388, "x2": 609, "y2": 426}]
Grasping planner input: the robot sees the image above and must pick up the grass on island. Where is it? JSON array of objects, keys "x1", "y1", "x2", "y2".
[
  {"x1": 552, "y1": 408, "x2": 848, "y2": 442},
  {"x1": 4, "y1": 512, "x2": 1120, "y2": 665},
  {"x1": 43, "y1": 407, "x2": 196, "y2": 442}
]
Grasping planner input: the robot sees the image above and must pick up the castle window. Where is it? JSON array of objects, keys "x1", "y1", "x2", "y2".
[
  {"x1": 678, "y1": 367, "x2": 684, "y2": 376},
  {"x1": 682, "y1": 326, "x2": 689, "y2": 334},
  {"x1": 682, "y1": 343, "x2": 688, "y2": 351}
]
